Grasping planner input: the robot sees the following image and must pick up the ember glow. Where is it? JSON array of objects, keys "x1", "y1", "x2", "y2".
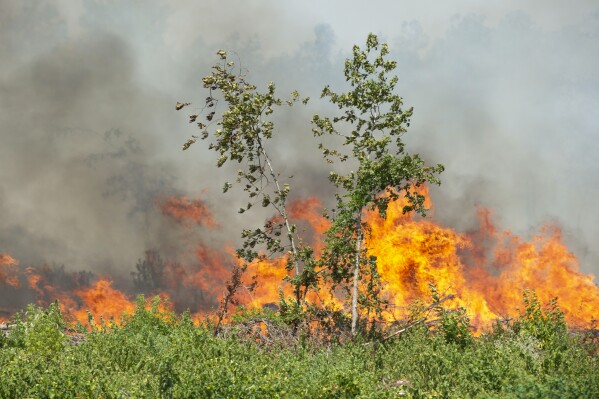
[{"x1": 1, "y1": 190, "x2": 597, "y2": 330}]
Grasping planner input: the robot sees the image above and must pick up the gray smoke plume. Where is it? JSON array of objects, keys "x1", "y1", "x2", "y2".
[{"x1": 1, "y1": 0, "x2": 598, "y2": 286}]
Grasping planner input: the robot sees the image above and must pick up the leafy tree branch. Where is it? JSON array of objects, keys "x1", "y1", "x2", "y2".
[{"x1": 312, "y1": 33, "x2": 445, "y2": 336}]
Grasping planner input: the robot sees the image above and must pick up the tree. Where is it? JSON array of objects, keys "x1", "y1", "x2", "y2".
[
  {"x1": 178, "y1": 51, "x2": 317, "y2": 316},
  {"x1": 131, "y1": 250, "x2": 165, "y2": 293},
  {"x1": 180, "y1": 35, "x2": 443, "y2": 336},
  {"x1": 312, "y1": 34, "x2": 444, "y2": 335}
]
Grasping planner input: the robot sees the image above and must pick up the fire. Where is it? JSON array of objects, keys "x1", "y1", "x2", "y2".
[
  {"x1": 0, "y1": 253, "x2": 20, "y2": 288},
  {"x1": 288, "y1": 196, "x2": 332, "y2": 236},
  {"x1": 1, "y1": 190, "x2": 597, "y2": 332},
  {"x1": 470, "y1": 222, "x2": 599, "y2": 328},
  {"x1": 159, "y1": 194, "x2": 218, "y2": 228},
  {"x1": 240, "y1": 256, "x2": 290, "y2": 309},
  {"x1": 21, "y1": 266, "x2": 138, "y2": 326},
  {"x1": 66, "y1": 279, "x2": 136, "y2": 325},
  {"x1": 364, "y1": 188, "x2": 598, "y2": 329},
  {"x1": 366, "y1": 197, "x2": 500, "y2": 327},
  {"x1": 234, "y1": 188, "x2": 597, "y2": 331},
  {"x1": 232, "y1": 196, "x2": 335, "y2": 310}
]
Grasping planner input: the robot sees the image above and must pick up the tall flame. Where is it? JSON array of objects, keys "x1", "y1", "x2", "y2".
[
  {"x1": 1, "y1": 189, "x2": 597, "y2": 331},
  {"x1": 365, "y1": 188, "x2": 598, "y2": 329}
]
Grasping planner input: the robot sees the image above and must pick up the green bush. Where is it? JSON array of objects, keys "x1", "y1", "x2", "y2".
[
  {"x1": 0, "y1": 295, "x2": 596, "y2": 398},
  {"x1": 3, "y1": 302, "x2": 66, "y2": 355}
]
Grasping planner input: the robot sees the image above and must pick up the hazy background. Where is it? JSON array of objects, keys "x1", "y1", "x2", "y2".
[{"x1": 1, "y1": 0, "x2": 598, "y2": 278}]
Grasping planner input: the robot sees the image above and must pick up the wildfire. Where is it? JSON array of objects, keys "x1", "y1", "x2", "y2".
[
  {"x1": 0, "y1": 253, "x2": 20, "y2": 288},
  {"x1": 0, "y1": 189, "x2": 597, "y2": 331},
  {"x1": 365, "y1": 189, "x2": 598, "y2": 329},
  {"x1": 159, "y1": 194, "x2": 218, "y2": 228},
  {"x1": 67, "y1": 279, "x2": 137, "y2": 325},
  {"x1": 223, "y1": 188, "x2": 598, "y2": 330},
  {"x1": 234, "y1": 196, "x2": 335, "y2": 310}
]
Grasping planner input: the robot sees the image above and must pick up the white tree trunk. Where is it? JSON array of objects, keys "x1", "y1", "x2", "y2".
[
  {"x1": 351, "y1": 220, "x2": 362, "y2": 336},
  {"x1": 260, "y1": 146, "x2": 299, "y2": 275}
]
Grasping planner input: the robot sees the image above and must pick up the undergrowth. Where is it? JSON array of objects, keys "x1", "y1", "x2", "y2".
[{"x1": 0, "y1": 292, "x2": 597, "y2": 398}]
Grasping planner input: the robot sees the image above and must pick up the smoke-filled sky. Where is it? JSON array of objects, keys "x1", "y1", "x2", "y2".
[{"x1": 1, "y1": 0, "x2": 598, "y2": 278}]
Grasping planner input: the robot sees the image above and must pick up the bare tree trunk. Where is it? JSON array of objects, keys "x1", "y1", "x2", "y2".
[
  {"x1": 351, "y1": 218, "x2": 362, "y2": 336},
  {"x1": 258, "y1": 144, "x2": 306, "y2": 306},
  {"x1": 259, "y1": 146, "x2": 299, "y2": 274}
]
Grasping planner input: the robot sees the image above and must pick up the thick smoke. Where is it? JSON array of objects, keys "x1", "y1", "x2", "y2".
[
  {"x1": 1, "y1": 0, "x2": 598, "y2": 290},
  {"x1": 0, "y1": 34, "x2": 167, "y2": 271},
  {"x1": 390, "y1": 12, "x2": 599, "y2": 274},
  {"x1": 0, "y1": 2, "x2": 186, "y2": 277}
]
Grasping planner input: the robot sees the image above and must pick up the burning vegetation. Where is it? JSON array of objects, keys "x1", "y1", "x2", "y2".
[
  {"x1": 0, "y1": 34, "x2": 597, "y2": 339},
  {"x1": 0, "y1": 187, "x2": 597, "y2": 334}
]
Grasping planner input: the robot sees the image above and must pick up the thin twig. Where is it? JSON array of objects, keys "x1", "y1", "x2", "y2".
[{"x1": 382, "y1": 318, "x2": 426, "y2": 341}]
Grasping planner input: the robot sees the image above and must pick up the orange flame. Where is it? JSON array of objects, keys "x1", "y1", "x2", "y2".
[
  {"x1": 288, "y1": 196, "x2": 332, "y2": 236},
  {"x1": 0, "y1": 253, "x2": 20, "y2": 288},
  {"x1": 364, "y1": 187, "x2": 598, "y2": 329},
  {"x1": 66, "y1": 279, "x2": 136, "y2": 325},
  {"x1": 226, "y1": 196, "x2": 335, "y2": 311},
  {"x1": 1, "y1": 190, "x2": 597, "y2": 332},
  {"x1": 159, "y1": 194, "x2": 219, "y2": 228}
]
